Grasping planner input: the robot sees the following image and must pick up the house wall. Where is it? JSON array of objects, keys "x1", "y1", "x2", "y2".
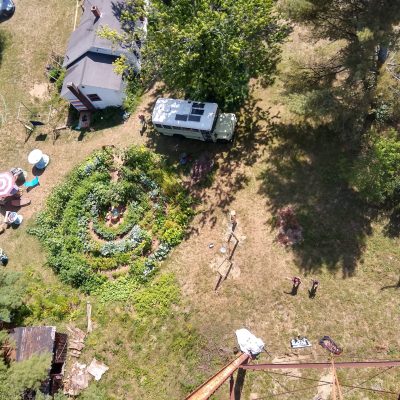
[
  {"x1": 60, "y1": 90, "x2": 89, "y2": 112},
  {"x1": 79, "y1": 84, "x2": 126, "y2": 109}
]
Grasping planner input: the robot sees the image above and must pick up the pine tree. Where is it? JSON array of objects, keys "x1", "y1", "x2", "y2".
[{"x1": 0, "y1": 269, "x2": 24, "y2": 323}]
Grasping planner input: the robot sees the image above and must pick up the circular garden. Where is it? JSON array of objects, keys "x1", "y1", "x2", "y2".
[{"x1": 30, "y1": 146, "x2": 193, "y2": 300}]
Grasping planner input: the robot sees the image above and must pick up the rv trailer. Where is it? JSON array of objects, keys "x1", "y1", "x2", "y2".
[{"x1": 152, "y1": 98, "x2": 236, "y2": 142}]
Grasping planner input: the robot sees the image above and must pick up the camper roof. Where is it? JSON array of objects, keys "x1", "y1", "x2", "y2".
[{"x1": 152, "y1": 98, "x2": 218, "y2": 131}]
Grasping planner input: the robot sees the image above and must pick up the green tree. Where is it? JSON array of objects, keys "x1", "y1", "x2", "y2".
[
  {"x1": 102, "y1": 0, "x2": 287, "y2": 108},
  {"x1": 0, "y1": 269, "x2": 25, "y2": 323},
  {"x1": 350, "y1": 129, "x2": 400, "y2": 204},
  {"x1": 6, "y1": 353, "x2": 52, "y2": 399}
]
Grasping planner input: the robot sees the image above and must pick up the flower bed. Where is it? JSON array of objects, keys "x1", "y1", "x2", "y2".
[{"x1": 29, "y1": 146, "x2": 193, "y2": 297}]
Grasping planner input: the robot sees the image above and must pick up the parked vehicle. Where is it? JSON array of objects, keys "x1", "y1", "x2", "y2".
[
  {"x1": 151, "y1": 98, "x2": 236, "y2": 142},
  {"x1": 0, "y1": 0, "x2": 15, "y2": 23}
]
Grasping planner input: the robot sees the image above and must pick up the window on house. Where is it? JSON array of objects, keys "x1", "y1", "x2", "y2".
[{"x1": 87, "y1": 94, "x2": 102, "y2": 102}]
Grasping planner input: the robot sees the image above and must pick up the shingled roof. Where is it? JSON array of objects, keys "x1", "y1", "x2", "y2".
[
  {"x1": 61, "y1": 53, "x2": 123, "y2": 99},
  {"x1": 63, "y1": 0, "x2": 127, "y2": 68}
]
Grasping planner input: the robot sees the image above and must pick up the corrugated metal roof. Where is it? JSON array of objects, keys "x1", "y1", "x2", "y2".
[
  {"x1": 63, "y1": 0, "x2": 127, "y2": 68},
  {"x1": 61, "y1": 52, "x2": 123, "y2": 97},
  {"x1": 11, "y1": 326, "x2": 55, "y2": 362}
]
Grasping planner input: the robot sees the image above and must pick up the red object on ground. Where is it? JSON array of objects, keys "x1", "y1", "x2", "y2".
[
  {"x1": 319, "y1": 336, "x2": 343, "y2": 355},
  {"x1": 276, "y1": 207, "x2": 303, "y2": 246}
]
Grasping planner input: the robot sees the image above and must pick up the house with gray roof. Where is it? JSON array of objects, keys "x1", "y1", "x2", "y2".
[{"x1": 61, "y1": 0, "x2": 144, "y2": 111}]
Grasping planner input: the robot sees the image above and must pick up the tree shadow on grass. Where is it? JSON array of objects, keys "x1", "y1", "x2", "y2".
[
  {"x1": 383, "y1": 207, "x2": 400, "y2": 238},
  {"x1": 0, "y1": 30, "x2": 9, "y2": 67},
  {"x1": 258, "y1": 123, "x2": 375, "y2": 277},
  {"x1": 144, "y1": 94, "x2": 277, "y2": 232}
]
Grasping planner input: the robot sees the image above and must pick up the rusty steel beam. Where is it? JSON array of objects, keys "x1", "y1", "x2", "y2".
[
  {"x1": 185, "y1": 353, "x2": 250, "y2": 400},
  {"x1": 241, "y1": 360, "x2": 400, "y2": 370}
]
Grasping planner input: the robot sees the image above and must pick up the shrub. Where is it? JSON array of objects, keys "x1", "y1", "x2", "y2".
[
  {"x1": 349, "y1": 129, "x2": 400, "y2": 204},
  {"x1": 162, "y1": 221, "x2": 184, "y2": 246}
]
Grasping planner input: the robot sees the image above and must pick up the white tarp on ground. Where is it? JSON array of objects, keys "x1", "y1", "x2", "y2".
[
  {"x1": 87, "y1": 358, "x2": 109, "y2": 381},
  {"x1": 235, "y1": 328, "x2": 265, "y2": 356}
]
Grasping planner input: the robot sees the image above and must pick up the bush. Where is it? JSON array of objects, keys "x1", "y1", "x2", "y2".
[
  {"x1": 162, "y1": 221, "x2": 184, "y2": 246},
  {"x1": 349, "y1": 129, "x2": 400, "y2": 204}
]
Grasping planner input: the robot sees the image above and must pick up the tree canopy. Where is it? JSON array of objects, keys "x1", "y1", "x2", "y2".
[
  {"x1": 278, "y1": 0, "x2": 400, "y2": 140},
  {"x1": 0, "y1": 269, "x2": 24, "y2": 323},
  {"x1": 103, "y1": 0, "x2": 287, "y2": 109},
  {"x1": 0, "y1": 332, "x2": 51, "y2": 400},
  {"x1": 282, "y1": 0, "x2": 400, "y2": 74}
]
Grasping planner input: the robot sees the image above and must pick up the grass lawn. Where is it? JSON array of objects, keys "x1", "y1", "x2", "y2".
[{"x1": 0, "y1": 3, "x2": 399, "y2": 400}]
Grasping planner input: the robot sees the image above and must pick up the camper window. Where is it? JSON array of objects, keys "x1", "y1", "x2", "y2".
[
  {"x1": 155, "y1": 124, "x2": 162, "y2": 128},
  {"x1": 162, "y1": 125, "x2": 172, "y2": 129}
]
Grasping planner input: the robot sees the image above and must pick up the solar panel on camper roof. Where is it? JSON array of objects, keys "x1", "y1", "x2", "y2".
[
  {"x1": 175, "y1": 114, "x2": 188, "y2": 121},
  {"x1": 191, "y1": 108, "x2": 204, "y2": 116},
  {"x1": 188, "y1": 115, "x2": 201, "y2": 122},
  {"x1": 192, "y1": 102, "x2": 205, "y2": 108}
]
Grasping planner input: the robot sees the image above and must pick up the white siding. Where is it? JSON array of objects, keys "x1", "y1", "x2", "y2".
[{"x1": 80, "y1": 84, "x2": 126, "y2": 109}]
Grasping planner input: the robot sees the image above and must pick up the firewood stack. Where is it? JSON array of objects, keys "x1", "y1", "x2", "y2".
[{"x1": 67, "y1": 326, "x2": 86, "y2": 358}]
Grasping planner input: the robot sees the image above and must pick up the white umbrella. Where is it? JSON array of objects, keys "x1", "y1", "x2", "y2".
[{"x1": 0, "y1": 171, "x2": 16, "y2": 198}]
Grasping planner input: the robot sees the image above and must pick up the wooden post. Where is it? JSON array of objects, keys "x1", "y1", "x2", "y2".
[
  {"x1": 86, "y1": 301, "x2": 93, "y2": 333},
  {"x1": 229, "y1": 375, "x2": 235, "y2": 400}
]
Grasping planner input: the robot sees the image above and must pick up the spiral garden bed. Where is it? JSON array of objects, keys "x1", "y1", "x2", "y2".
[{"x1": 30, "y1": 146, "x2": 193, "y2": 300}]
